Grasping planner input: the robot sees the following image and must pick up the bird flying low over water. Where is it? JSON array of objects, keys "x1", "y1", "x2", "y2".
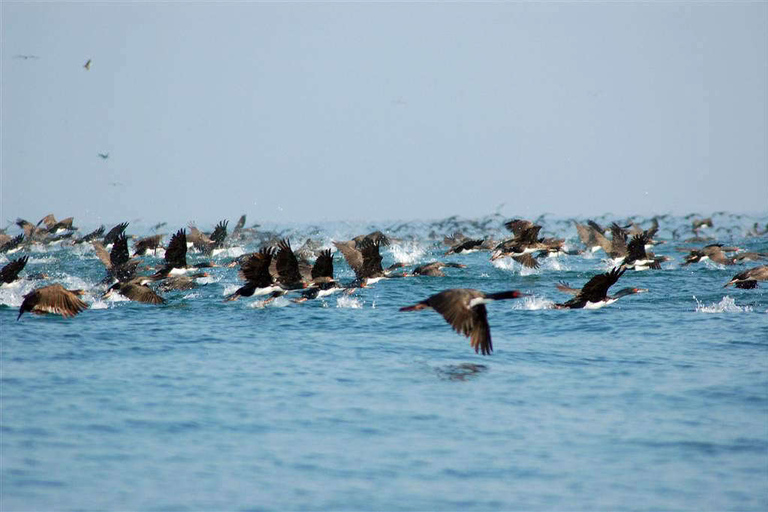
[
  {"x1": 400, "y1": 289, "x2": 527, "y2": 355},
  {"x1": 554, "y1": 267, "x2": 647, "y2": 309},
  {"x1": 724, "y1": 265, "x2": 768, "y2": 289},
  {"x1": 18, "y1": 284, "x2": 88, "y2": 319},
  {"x1": 1, "y1": 256, "x2": 29, "y2": 285}
]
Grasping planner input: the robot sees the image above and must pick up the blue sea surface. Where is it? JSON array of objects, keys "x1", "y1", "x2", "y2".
[{"x1": 2, "y1": 213, "x2": 767, "y2": 511}]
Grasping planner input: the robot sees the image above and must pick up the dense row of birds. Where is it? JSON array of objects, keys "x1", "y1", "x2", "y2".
[{"x1": 3, "y1": 212, "x2": 767, "y2": 355}]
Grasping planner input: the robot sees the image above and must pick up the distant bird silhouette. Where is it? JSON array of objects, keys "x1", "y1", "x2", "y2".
[
  {"x1": 84, "y1": 59, "x2": 91, "y2": 70},
  {"x1": 14, "y1": 54, "x2": 40, "y2": 60},
  {"x1": 98, "y1": 153, "x2": 109, "y2": 159},
  {"x1": 400, "y1": 288, "x2": 526, "y2": 355},
  {"x1": 18, "y1": 284, "x2": 88, "y2": 319}
]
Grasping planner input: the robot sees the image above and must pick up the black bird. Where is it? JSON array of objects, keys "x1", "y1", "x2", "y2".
[
  {"x1": 93, "y1": 233, "x2": 139, "y2": 282},
  {"x1": 0, "y1": 256, "x2": 28, "y2": 284},
  {"x1": 225, "y1": 247, "x2": 278, "y2": 301},
  {"x1": 274, "y1": 239, "x2": 305, "y2": 290},
  {"x1": 554, "y1": 267, "x2": 647, "y2": 309},
  {"x1": 400, "y1": 288, "x2": 526, "y2": 355},
  {"x1": 18, "y1": 284, "x2": 88, "y2": 319},
  {"x1": 103, "y1": 222, "x2": 129, "y2": 245}
]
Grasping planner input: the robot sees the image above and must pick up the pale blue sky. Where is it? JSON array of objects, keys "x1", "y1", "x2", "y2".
[{"x1": 2, "y1": 2, "x2": 766, "y2": 227}]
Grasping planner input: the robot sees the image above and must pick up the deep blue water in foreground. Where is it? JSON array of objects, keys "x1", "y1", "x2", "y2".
[{"x1": 2, "y1": 214, "x2": 767, "y2": 511}]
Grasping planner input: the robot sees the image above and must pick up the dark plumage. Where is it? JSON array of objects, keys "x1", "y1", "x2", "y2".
[
  {"x1": 103, "y1": 222, "x2": 129, "y2": 245},
  {"x1": 400, "y1": 289, "x2": 526, "y2": 355},
  {"x1": 555, "y1": 267, "x2": 647, "y2": 309},
  {"x1": 412, "y1": 262, "x2": 466, "y2": 277},
  {"x1": 105, "y1": 279, "x2": 166, "y2": 304},
  {"x1": 0, "y1": 255, "x2": 28, "y2": 284},
  {"x1": 225, "y1": 247, "x2": 276, "y2": 301},
  {"x1": 724, "y1": 265, "x2": 768, "y2": 289},
  {"x1": 18, "y1": 284, "x2": 88, "y2": 319},
  {"x1": 275, "y1": 239, "x2": 304, "y2": 289}
]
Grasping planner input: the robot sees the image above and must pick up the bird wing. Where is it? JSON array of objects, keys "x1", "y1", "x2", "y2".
[
  {"x1": 92, "y1": 241, "x2": 113, "y2": 269},
  {"x1": 110, "y1": 233, "x2": 131, "y2": 267},
  {"x1": 556, "y1": 281, "x2": 580, "y2": 295},
  {"x1": 334, "y1": 241, "x2": 364, "y2": 277},
  {"x1": 311, "y1": 249, "x2": 334, "y2": 280},
  {"x1": 578, "y1": 267, "x2": 626, "y2": 302},
  {"x1": 427, "y1": 290, "x2": 492, "y2": 355},
  {"x1": 0, "y1": 256, "x2": 28, "y2": 284},
  {"x1": 240, "y1": 247, "x2": 275, "y2": 287},
  {"x1": 37, "y1": 284, "x2": 88, "y2": 317},
  {"x1": 610, "y1": 223, "x2": 628, "y2": 256},
  {"x1": 275, "y1": 239, "x2": 303, "y2": 286},
  {"x1": 359, "y1": 238, "x2": 384, "y2": 278},
  {"x1": 504, "y1": 219, "x2": 535, "y2": 236},
  {"x1": 210, "y1": 220, "x2": 228, "y2": 247},
  {"x1": 37, "y1": 214, "x2": 56, "y2": 229},
  {"x1": 625, "y1": 234, "x2": 649, "y2": 263},
  {"x1": 512, "y1": 254, "x2": 540, "y2": 269},
  {"x1": 103, "y1": 222, "x2": 129, "y2": 245},
  {"x1": 165, "y1": 229, "x2": 188, "y2": 268},
  {"x1": 123, "y1": 283, "x2": 166, "y2": 304}
]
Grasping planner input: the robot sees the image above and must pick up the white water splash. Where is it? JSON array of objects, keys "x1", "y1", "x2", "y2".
[
  {"x1": 249, "y1": 295, "x2": 290, "y2": 308},
  {"x1": 693, "y1": 296, "x2": 753, "y2": 313},
  {"x1": 510, "y1": 295, "x2": 555, "y2": 310},
  {"x1": 336, "y1": 296, "x2": 363, "y2": 309},
  {"x1": 183, "y1": 292, "x2": 201, "y2": 300},
  {"x1": 491, "y1": 258, "x2": 536, "y2": 275},
  {"x1": 389, "y1": 242, "x2": 426, "y2": 265},
  {"x1": 196, "y1": 275, "x2": 220, "y2": 285},
  {"x1": 222, "y1": 284, "x2": 240, "y2": 296},
  {"x1": 89, "y1": 299, "x2": 110, "y2": 310},
  {"x1": 215, "y1": 247, "x2": 245, "y2": 259}
]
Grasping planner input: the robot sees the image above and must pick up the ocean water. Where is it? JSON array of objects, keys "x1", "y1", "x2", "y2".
[{"x1": 2, "y1": 213, "x2": 767, "y2": 511}]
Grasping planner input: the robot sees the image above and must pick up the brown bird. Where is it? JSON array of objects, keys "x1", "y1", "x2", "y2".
[
  {"x1": 18, "y1": 284, "x2": 88, "y2": 319},
  {"x1": 103, "y1": 278, "x2": 165, "y2": 304},
  {"x1": 400, "y1": 289, "x2": 526, "y2": 355},
  {"x1": 724, "y1": 265, "x2": 768, "y2": 289}
]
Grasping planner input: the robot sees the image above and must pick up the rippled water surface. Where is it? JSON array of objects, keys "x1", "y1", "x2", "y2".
[{"x1": 2, "y1": 213, "x2": 767, "y2": 511}]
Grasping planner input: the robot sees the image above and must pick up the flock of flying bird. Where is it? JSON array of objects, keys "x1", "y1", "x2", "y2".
[{"x1": 2, "y1": 213, "x2": 767, "y2": 356}]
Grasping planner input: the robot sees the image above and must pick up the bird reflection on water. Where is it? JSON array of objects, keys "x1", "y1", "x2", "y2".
[{"x1": 435, "y1": 363, "x2": 489, "y2": 381}]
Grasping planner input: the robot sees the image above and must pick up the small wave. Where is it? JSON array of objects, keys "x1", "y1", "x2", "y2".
[
  {"x1": 336, "y1": 296, "x2": 363, "y2": 309},
  {"x1": 389, "y1": 242, "x2": 426, "y2": 265},
  {"x1": 196, "y1": 276, "x2": 219, "y2": 285},
  {"x1": 510, "y1": 295, "x2": 555, "y2": 310},
  {"x1": 693, "y1": 296, "x2": 753, "y2": 313},
  {"x1": 183, "y1": 292, "x2": 201, "y2": 300}
]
